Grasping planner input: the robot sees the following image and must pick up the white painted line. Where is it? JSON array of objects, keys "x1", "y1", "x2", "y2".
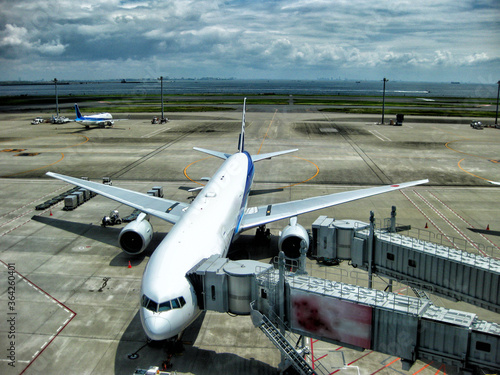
[
  {"x1": 369, "y1": 130, "x2": 391, "y2": 142},
  {"x1": 141, "y1": 127, "x2": 170, "y2": 138}
]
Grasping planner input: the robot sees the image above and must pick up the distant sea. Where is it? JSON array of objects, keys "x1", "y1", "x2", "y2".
[{"x1": 0, "y1": 80, "x2": 497, "y2": 98}]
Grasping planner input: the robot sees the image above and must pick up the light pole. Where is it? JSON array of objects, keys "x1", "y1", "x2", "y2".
[
  {"x1": 381, "y1": 77, "x2": 388, "y2": 124},
  {"x1": 495, "y1": 80, "x2": 500, "y2": 125},
  {"x1": 159, "y1": 76, "x2": 164, "y2": 121},
  {"x1": 54, "y1": 78, "x2": 59, "y2": 117}
]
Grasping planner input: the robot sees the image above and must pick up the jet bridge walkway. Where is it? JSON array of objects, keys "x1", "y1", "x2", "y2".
[
  {"x1": 189, "y1": 252, "x2": 500, "y2": 374},
  {"x1": 255, "y1": 263, "x2": 500, "y2": 372},
  {"x1": 312, "y1": 211, "x2": 500, "y2": 313}
]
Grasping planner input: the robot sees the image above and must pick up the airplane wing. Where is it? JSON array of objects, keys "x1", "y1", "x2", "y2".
[
  {"x1": 251, "y1": 149, "x2": 299, "y2": 162},
  {"x1": 46, "y1": 172, "x2": 188, "y2": 224},
  {"x1": 239, "y1": 179, "x2": 429, "y2": 231}
]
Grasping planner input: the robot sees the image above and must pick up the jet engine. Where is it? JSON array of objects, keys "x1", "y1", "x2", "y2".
[
  {"x1": 278, "y1": 217, "x2": 310, "y2": 258},
  {"x1": 118, "y1": 213, "x2": 153, "y2": 255}
]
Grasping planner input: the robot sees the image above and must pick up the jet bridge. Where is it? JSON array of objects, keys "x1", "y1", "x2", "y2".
[
  {"x1": 188, "y1": 252, "x2": 500, "y2": 374},
  {"x1": 311, "y1": 211, "x2": 500, "y2": 313}
]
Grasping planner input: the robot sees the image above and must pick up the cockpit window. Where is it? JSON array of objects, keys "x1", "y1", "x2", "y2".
[
  {"x1": 142, "y1": 294, "x2": 187, "y2": 313},
  {"x1": 142, "y1": 295, "x2": 158, "y2": 312},
  {"x1": 158, "y1": 301, "x2": 171, "y2": 312}
]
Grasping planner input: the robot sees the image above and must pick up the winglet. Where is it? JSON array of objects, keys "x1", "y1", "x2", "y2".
[{"x1": 238, "y1": 98, "x2": 246, "y2": 153}]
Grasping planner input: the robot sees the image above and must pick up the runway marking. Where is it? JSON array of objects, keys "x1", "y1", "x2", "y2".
[
  {"x1": 281, "y1": 156, "x2": 319, "y2": 188},
  {"x1": 183, "y1": 156, "x2": 213, "y2": 186},
  {"x1": 48, "y1": 134, "x2": 89, "y2": 151},
  {"x1": 0, "y1": 185, "x2": 66, "y2": 220},
  {"x1": 330, "y1": 351, "x2": 374, "y2": 374},
  {"x1": 371, "y1": 357, "x2": 400, "y2": 374},
  {"x1": 400, "y1": 190, "x2": 455, "y2": 247},
  {"x1": 457, "y1": 158, "x2": 497, "y2": 184},
  {"x1": 369, "y1": 129, "x2": 391, "y2": 142},
  {"x1": 141, "y1": 127, "x2": 170, "y2": 138},
  {"x1": 429, "y1": 191, "x2": 499, "y2": 252},
  {"x1": 257, "y1": 108, "x2": 278, "y2": 155},
  {"x1": 412, "y1": 189, "x2": 481, "y2": 252},
  {"x1": 0, "y1": 259, "x2": 76, "y2": 374},
  {"x1": 413, "y1": 361, "x2": 434, "y2": 375},
  {"x1": 445, "y1": 139, "x2": 500, "y2": 183}
]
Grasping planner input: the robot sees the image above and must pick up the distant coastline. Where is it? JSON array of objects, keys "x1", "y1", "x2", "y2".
[{"x1": 0, "y1": 79, "x2": 497, "y2": 98}]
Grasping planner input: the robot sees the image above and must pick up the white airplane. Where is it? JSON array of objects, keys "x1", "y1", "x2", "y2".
[
  {"x1": 74, "y1": 103, "x2": 115, "y2": 128},
  {"x1": 46, "y1": 99, "x2": 428, "y2": 341}
]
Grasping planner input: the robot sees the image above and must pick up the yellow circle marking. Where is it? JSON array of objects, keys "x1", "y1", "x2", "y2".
[
  {"x1": 445, "y1": 139, "x2": 490, "y2": 160},
  {"x1": 280, "y1": 156, "x2": 320, "y2": 188},
  {"x1": 183, "y1": 157, "x2": 213, "y2": 186},
  {"x1": 445, "y1": 139, "x2": 498, "y2": 183},
  {"x1": 457, "y1": 158, "x2": 495, "y2": 183}
]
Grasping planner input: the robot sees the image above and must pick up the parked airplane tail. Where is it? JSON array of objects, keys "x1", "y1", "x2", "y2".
[
  {"x1": 74, "y1": 103, "x2": 83, "y2": 119},
  {"x1": 238, "y1": 98, "x2": 246, "y2": 153}
]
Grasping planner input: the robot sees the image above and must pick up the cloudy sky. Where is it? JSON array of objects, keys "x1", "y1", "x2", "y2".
[{"x1": 0, "y1": 0, "x2": 498, "y2": 82}]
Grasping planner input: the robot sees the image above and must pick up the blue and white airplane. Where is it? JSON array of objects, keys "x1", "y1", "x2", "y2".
[
  {"x1": 74, "y1": 103, "x2": 115, "y2": 128},
  {"x1": 46, "y1": 99, "x2": 428, "y2": 341}
]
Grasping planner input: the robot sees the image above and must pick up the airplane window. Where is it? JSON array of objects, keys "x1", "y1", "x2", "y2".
[
  {"x1": 158, "y1": 300, "x2": 171, "y2": 312},
  {"x1": 179, "y1": 296, "x2": 186, "y2": 307},
  {"x1": 141, "y1": 295, "x2": 158, "y2": 312},
  {"x1": 146, "y1": 299, "x2": 157, "y2": 312},
  {"x1": 171, "y1": 299, "x2": 180, "y2": 309}
]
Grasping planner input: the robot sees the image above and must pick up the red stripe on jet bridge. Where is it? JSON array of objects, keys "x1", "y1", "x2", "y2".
[{"x1": 391, "y1": 184, "x2": 400, "y2": 187}]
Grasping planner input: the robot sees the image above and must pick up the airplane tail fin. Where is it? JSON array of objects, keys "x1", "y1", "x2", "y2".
[
  {"x1": 238, "y1": 98, "x2": 246, "y2": 153},
  {"x1": 74, "y1": 103, "x2": 83, "y2": 119}
]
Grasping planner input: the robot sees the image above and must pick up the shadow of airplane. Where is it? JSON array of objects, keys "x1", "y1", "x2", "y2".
[
  {"x1": 31, "y1": 215, "x2": 165, "y2": 266},
  {"x1": 114, "y1": 311, "x2": 278, "y2": 375}
]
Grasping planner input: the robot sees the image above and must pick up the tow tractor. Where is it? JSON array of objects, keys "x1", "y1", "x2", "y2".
[
  {"x1": 151, "y1": 117, "x2": 168, "y2": 124},
  {"x1": 101, "y1": 210, "x2": 122, "y2": 227}
]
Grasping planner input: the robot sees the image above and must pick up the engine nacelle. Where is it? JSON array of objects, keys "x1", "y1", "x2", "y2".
[
  {"x1": 278, "y1": 217, "x2": 310, "y2": 259},
  {"x1": 118, "y1": 213, "x2": 153, "y2": 255}
]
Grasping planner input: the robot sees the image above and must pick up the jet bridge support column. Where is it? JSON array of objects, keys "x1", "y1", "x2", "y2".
[{"x1": 368, "y1": 211, "x2": 375, "y2": 288}]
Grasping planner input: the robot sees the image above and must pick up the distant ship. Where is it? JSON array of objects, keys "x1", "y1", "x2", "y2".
[{"x1": 451, "y1": 82, "x2": 461, "y2": 84}]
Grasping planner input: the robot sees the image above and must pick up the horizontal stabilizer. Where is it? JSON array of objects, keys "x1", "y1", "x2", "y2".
[
  {"x1": 193, "y1": 147, "x2": 231, "y2": 160},
  {"x1": 252, "y1": 148, "x2": 298, "y2": 162}
]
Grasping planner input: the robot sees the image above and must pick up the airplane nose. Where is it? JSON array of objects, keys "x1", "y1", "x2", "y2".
[{"x1": 143, "y1": 315, "x2": 172, "y2": 341}]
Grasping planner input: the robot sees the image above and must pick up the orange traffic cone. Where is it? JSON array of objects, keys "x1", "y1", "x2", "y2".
[
  {"x1": 50, "y1": 210, "x2": 53, "y2": 216},
  {"x1": 128, "y1": 261, "x2": 132, "y2": 269},
  {"x1": 425, "y1": 222, "x2": 428, "y2": 228},
  {"x1": 486, "y1": 224, "x2": 490, "y2": 230}
]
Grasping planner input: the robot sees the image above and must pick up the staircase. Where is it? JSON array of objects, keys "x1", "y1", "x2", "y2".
[{"x1": 258, "y1": 313, "x2": 319, "y2": 375}]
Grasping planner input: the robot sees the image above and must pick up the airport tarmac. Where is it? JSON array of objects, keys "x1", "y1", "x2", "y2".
[{"x1": 0, "y1": 108, "x2": 499, "y2": 375}]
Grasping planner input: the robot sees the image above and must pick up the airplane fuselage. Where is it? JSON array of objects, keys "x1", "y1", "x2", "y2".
[
  {"x1": 140, "y1": 151, "x2": 254, "y2": 340},
  {"x1": 76, "y1": 112, "x2": 114, "y2": 127}
]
